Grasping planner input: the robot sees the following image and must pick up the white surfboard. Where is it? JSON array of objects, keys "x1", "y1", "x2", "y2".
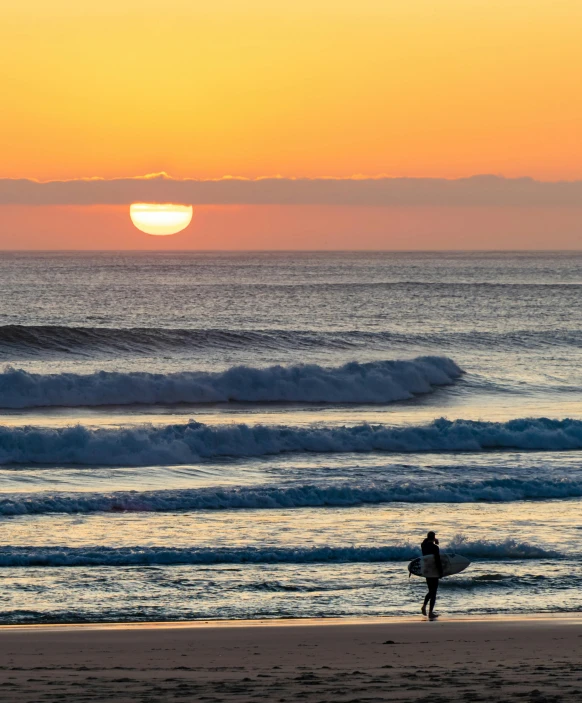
[{"x1": 408, "y1": 553, "x2": 470, "y2": 578}]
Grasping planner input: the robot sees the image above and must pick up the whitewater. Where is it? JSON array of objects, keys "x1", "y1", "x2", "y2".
[
  {"x1": 0, "y1": 538, "x2": 561, "y2": 567},
  {"x1": 2, "y1": 416, "x2": 582, "y2": 465},
  {"x1": 3, "y1": 475, "x2": 582, "y2": 515},
  {"x1": 0, "y1": 356, "x2": 461, "y2": 408},
  {"x1": 1, "y1": 251, "x2": 582, "y2": 624}
]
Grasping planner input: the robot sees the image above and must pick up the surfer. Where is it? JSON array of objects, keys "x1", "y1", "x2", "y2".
[{"x1": 421, "y1": 530, "x2": 443, "y2": 619}]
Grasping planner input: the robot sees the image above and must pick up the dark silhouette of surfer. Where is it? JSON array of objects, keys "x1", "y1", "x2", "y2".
[{"x1": 421, "y1": 530, "x2": 443, "y2": 619}]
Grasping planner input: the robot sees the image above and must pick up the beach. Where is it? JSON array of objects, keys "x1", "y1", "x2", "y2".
[{"x1": 0, "y1": 615, "x2": 580, "y2": 701}]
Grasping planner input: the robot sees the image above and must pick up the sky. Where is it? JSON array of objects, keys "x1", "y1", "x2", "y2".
[{"x1": 1, "y1": 0, "x2": 581, "y2": 249}]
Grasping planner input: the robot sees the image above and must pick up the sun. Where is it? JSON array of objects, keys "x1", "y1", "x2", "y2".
[{"x1": 129, "y1": 203, "x2": 193, "y2": 236}]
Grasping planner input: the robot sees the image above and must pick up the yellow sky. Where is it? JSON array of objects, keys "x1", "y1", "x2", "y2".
[{"x1": 2, "y1": 0, "x2": 582, "y2": 181}]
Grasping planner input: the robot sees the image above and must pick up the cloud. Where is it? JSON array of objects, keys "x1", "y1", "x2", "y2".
[{"x1": 1, "y1": 174, "x2": 582, "y2": 207}]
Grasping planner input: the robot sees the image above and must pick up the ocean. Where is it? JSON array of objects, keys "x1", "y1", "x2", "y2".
[{"x1": 0, "y1": 250, "x2": 581, "y2": 624}]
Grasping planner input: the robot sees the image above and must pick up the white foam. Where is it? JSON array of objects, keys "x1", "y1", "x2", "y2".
[
  {"x1": 0, "y1": 356, "x2": 462, "y2": 408},
  {"x1": 0, "y1": 538, "x2": 560, "y2": 568},
  {"x1": 2, "y1": 477, "x2": 582, "y2": 515},
  {"x1": 1, "y1": 416, "x2": 582, "y2": 466}
]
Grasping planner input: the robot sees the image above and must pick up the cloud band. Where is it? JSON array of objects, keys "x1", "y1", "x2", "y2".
[{"x1": 1, "y1": 174, "x2": 581, "y2": 207}]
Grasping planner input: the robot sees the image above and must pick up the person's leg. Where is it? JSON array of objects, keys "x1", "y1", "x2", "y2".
[
  {"x1": 428, "y1": 578, "x2": 438, "y2": 614},
  {"x1": 422, "y1": 579, "x2": 432, "y2": 614}
]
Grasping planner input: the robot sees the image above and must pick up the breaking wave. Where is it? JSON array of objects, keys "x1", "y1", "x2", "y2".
[
  {"x1": 3, "y1": 477, "x2": 582, "y2": 515},
  {"x1": 0, "y1": 357, "x2": 461, "y2": 409},
  {"x1": 1, "y1": 416, "x2": 582, "y2": 466},
  {"x1": 0, "y1": 538, "x2": 560, "y2": 567}
]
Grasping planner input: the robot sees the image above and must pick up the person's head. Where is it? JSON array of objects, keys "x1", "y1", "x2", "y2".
[{"x1": 426, "y1": 531, "x2": 436, "y2": 542}]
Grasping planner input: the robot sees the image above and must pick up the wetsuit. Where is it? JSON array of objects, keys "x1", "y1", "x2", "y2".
[{"x1": 421, "y1": 538, "x2": 443, "y2": 613}]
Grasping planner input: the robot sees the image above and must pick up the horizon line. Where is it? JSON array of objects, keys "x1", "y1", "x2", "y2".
[{"x1": 1, "y1": 249, "x2": 581, "y2": 254}]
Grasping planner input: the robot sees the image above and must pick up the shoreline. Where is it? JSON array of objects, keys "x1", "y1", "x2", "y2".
[{"x1": 2, "y1": 610, "x2": 581, "y2": 631}]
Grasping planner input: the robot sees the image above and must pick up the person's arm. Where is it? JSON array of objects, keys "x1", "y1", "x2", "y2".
[{"x1": 434, "y1": 544, "x2": 444, "y2": 578}]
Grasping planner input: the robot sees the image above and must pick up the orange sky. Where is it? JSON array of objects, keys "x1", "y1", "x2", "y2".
[
  {"x1": 1, "y1": 1, "x2": 581, "y2": 249},
  {"x1": 1, "y1": 204, "x2": 580, "y2": 251}
]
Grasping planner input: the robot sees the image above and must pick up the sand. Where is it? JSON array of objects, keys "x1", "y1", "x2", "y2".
[{"x1": 0, "y1": 615, "x2": 580, "y2": 701}]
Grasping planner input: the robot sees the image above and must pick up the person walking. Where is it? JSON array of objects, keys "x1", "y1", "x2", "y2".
[{"x1": 421, "y1": 530, "x2": 443, "y2": 619}]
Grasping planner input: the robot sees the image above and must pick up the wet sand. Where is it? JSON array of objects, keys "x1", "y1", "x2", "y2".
[{"x1": 0, "y1": 615, "x2": 580, "y2": 701}]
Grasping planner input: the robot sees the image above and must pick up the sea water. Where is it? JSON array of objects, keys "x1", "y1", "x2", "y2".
[{"x1": 0, "y1": 251, "x2": 581, "y2": 623}]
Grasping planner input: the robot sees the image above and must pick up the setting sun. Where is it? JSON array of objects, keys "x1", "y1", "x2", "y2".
[{"x1": 129, "y1": 203, "x2": 193, "y2": 236}]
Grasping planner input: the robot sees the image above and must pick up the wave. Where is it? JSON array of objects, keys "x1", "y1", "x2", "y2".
[
  {"x1": 0, "y1": 357, "x2": 461, "y2": 409},
  {"x1": 4, "y1": 477, "x2": 582, "y2": 515},
  {"x1": 1, "y1": 416, "x2": 582, "y2": 466},
  {"x1": 0, "y1": 325, "x2": 314, "y2": 357},
  {"x1": 0, "y1": 538, "x2": 560, "y2": 568},
  {"x1": 2, "y1": 325, "x2": 582, "y2": 358},
  {"x1": 247, "y1": 572, "x2": 557, "y2": 592}
]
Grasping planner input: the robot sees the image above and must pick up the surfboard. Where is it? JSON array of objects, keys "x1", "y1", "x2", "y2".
[{"x1": 407, "y1": 553, "x2": 471, "y2": 578}]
